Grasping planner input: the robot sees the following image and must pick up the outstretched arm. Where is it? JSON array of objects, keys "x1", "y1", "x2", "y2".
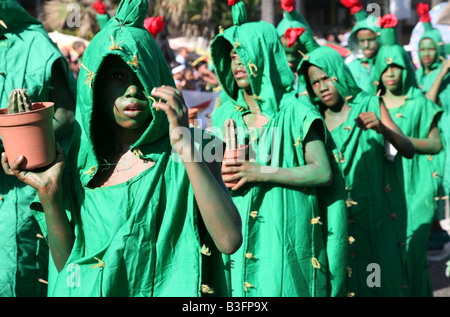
[
  {"x1": 221, "y1": 121, "x2": 333, "y2": 191},
  {"x1": 151, "y1": 86, "x2": 242, "y2": 255},
  {"x1": 1, "y1": 145, "x2": 73, "y2": 272}
]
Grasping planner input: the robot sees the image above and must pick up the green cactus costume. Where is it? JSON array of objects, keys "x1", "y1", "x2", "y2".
[
  {"x1": 345, "y1": 4, "x2": 381, "y2": 93},
  {"x1": 372, "y1": 21, "x2": 443, "y2": 297},
  {"x1": 30, "y1": 0, "x2": 228, "y2": 297},
  {"x1": 415, "y1": 19, "x2": 450, "y2": 203},
  {"x1": 0, "y1": 0, "x2": 76, "y2": 297},
  {"x1": 211, "y1": 1, "x2": 348, "y2": 297},
  {"x1": 296, "y1": 32, "x2": 410, "y2": 297}
]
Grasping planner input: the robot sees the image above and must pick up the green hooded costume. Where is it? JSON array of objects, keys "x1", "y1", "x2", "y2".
[
  {"x1": 211, "y1": 1, "x2": 348, "y2": 297},
  {"x1": 297, "y1": 32, "x2": 410, "y2": 297},
  {"x1": 372, "y1": 20, "x2": 443, "y2": 297},
  {"x1": 414, "y1": 13, "x2": 450, "y2": 203},
  {"x1": 30, "y1": 0, "x2": 229, "y2": 297},
  {"x1": 343, "y1": 0, "x2": 381, "y2": 93},
  {"x1": 0, "y1": 0, "x2": 76, "y2": 297},
  {"x1": 276, "y1": 0, "x2": 313, "y2": 95}
]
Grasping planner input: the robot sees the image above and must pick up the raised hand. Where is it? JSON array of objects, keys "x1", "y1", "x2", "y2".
[{"x1": 150, "y1": 85, "x2": 190, "y2": 148}]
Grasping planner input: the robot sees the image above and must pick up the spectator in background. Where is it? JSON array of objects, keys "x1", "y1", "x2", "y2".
[
  {"x1": 176, "y1": 47, "x2": 189, "y2": 66},
  {"x1": 194, "y1": 60, "x2": 219, "y2": 91}
]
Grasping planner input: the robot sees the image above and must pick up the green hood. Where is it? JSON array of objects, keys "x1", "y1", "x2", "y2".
[
  {"x1": 347, "y1": 9, "x2": 381, "y2": 58},
  {"x1": 371, "y1": 20, "x2": 419, "y2": 97},
  {"x1": 0, "y1": 0, "x2": 41, "y2": 36},
  {"x1": 296, "y1": 33, "x2": 362, "y2": 106},
  {"x1": 210, "y1": 1, "x2": 295, "y2": 119},
  {"x1": 417, "y1": 24, "x2": 446, "y2": 73},
  {"x1": 276, "y1": 5, "x2": 313, "y2": 38},
  {"x1": 72, "y1": 0, "x2": 175, "y2": 187}
]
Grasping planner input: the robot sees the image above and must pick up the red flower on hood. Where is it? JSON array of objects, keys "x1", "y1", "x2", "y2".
[
  {"x1": 284, "y1": 27, "x2": 305, "y2": 48},
  {"x1": 144, "y1": 16, "x2": 165, "y2": 38},
  {"x1": 417, "y1": 2, "x2": 431, "y2": 23},
  {"x1": 377, "y1": 14, "x2": 398, "y2": 28},
  {"x1": 340, "y1": 0, "x2": 363, "y2": 15},
  {"x1": 281, "y1": 0, "x2": 296, "y2": 13},
  {"x1": 228, "y1": 0, "x2": 239, "y2": 6},
  {"x1": 93, "y1": 0, "x2": 107, "y2": 15}
]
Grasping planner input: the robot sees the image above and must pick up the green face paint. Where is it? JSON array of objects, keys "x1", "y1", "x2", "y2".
[
  {"x1": 95, "y1": 55, "x2": 151, "y2": 131},
  {"x1": 307, "y1": 65, "x2": 341, "y2": 108},
  {"x1": 280, "y1": 36, "x2": 303, "y2": 72},
  {"x1": 381, "y1": 64, "x2": 403, "y2": 94},
  {"x1": 357, "y1": 29, "x2": 379, "y2": 59},
  {"x1": 230, "y1": 48, "x2": 251, "y2": 90},
  {"x1": 419, "y1": 38, "x2": 437, "y2": 69}
]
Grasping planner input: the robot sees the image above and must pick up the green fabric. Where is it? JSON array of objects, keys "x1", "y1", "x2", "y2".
[
  {"x1": 415, "y1": 24, "x2": 450, "y2": 203},
  {"x1": 346, "y1": 9, "x2": 380, "y2": 93},
  {"x1": 211, "y1": 2, "x2": 348, "y2": 297},
  {"x1": 297, "y1": 45, "x2": 410, "y2": 297},
  {"x1": 373, "y1": 43, "x2": 443, "y2": 296},
  {"x1": 96, "y1": 13, "x2": 111, "y2": 30},
  {"x1": 276, "y1": 8, "x2": 313, "y2": 38},
  {"x1": 31, "y1": 0, "x2": 228, "y2": 297},
  {"x1": 0, "y1": 0, "x2": 75, "y2": 297}
]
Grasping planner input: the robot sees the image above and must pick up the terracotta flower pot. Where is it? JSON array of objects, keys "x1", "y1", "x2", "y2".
[
  {"x1": 222, "y1": 144, "x2": 248, "y2": 188},
  {"x1": 0, "y1": 102, "x2": 56, "y2": 170},
  {"x1": 188, "y1": 107, "x2": 199, "y2": 127}
]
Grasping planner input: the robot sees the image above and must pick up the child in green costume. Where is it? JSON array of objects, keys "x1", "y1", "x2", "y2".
[
  {"x1": 372, "y1": 13, "x2": 443, "y2": 297},
  {"x1": 415, "y1": 3, "x2": 450, "y2": 250},
  {"x1": 211, "y1": 1, "x2": 348, "y2": 297},
  {"x1": 276, "y1": 0, "x2": 313, "y2": 93},
  {"x1": 0, "y1": 0, "x2": 76, "y2": 297},
  {"x1": 1, "y1": 0, "x2": 242, "y2": 297},
  {"x1": 296, "y1": 28, "x2": 416, "y2": 296},
  {"x1": 341, "y1": 0, "x2": 380, "y2": 93}
]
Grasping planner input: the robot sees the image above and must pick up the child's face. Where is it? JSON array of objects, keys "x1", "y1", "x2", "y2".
[
  {"x1": 307, "y1": 65, "x2": 341, "y2": 108},
  {"x1": 357, "y1": 29, "x2": 379, "y2": 59},
  {"x1": 96, "y1": 56, "x2": 151, "y2": 131},
  {"x1": 381, "y1": 64, "x2": 403, "y2": 94},
  {"x1": 419, "y1": 38, "x2": 437, "y2": 68},
  {"x1": 230, "y1": 48, "x2": 251, "y2": 90},
  {"x1": 280, "y1": 36, "x2": 302, "y2": 72}
]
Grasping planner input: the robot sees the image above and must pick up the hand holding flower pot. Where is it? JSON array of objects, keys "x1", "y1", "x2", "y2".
[
  {"x1": 222, "y1": 119, "x2": 248, "y2": 188},
  {"x1": 0, "y1": 89, "x2": 56, "y2": 170}
]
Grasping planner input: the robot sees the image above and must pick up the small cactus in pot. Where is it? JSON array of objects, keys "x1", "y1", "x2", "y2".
[{"x1": 8, "y1": 89, "x2": 34, "y2": 114}]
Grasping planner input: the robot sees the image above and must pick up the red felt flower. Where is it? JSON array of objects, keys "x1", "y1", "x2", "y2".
[
  {"x1": 284, "y1": 27, "x2": 306, "y2": 48},
  {"x1": 417, "y1": 2, "x2": 431, "y2": 23},
  {"x1": 93, "y1": 0, "x2": 106, "y2": 15},
  {"x1": 281, "y1": 0, "x2": 296, "y2": 13},
  {"x1": 228, "y1": 0, "x2": 238, "y2": 6},
  {"x1": 377, "y1": 14, "x2": 398, "y2": 29},
  {"x1": 144, "y1": 16, "x2": 165, "y2": 38},
  {"x1": 340, "y1": 0, "x2": 363, "y2": 15}
]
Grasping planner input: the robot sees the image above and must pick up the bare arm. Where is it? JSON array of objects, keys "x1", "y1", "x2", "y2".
[
  {"x1": 151, "y1": 86, "x2": 242, "y2": 255},
  {"x1": 1, "y1": 146, "x2": 74, "y2": 272},
  {"x1": 49, "y1": 59, "x2": 75, "y2": 141},
  {"x1": 425, "y1": 59, "x2": 450, "y2": 105},
  {"x1": 222, "y1": 122, "x2": 333, "y2": 190},
  {"x1": 408, "y1": 118, "x2": 443, "y2": 154}
]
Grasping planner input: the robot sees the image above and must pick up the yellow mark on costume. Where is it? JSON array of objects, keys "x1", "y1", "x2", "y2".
[
  {"x1": 396, "y1": 113, "x2": 404, "y2": 118},
  {"x1": 132, "y1": 147, "x2": 144, "y2": 158},
  {"x1": 343, "y1": 125, "x2": 351, "y2": 131},
  {"x1": 83, "y1": 166, "x2": 96, "y2": 176},
  {"x1": 233, "y1": 38, "x2": 242, "y2": 48},
  {"x1": 0, "y1": 20, "x2": 7, "y2": 29},
  {"x1": 110, "y1": 35, "x2": 123, "y2": 50},
  {"x1": 201, "y1": 245, "x2": 212, "y2": 256},
  {"x1": 385, "y1": 57, "x2": 393, "y2": 64},
  {"x1": 311, "y1": 257, "x2": 321, "y2": 269},
  {"x1": 219, "y1": 25, "x2": 224, "y2": 34},
  {"x1": 311, "y1": 217, "x2": 323, "y2": 225},
  {"x1": 297, "y1": 50, "x2": 309, "y2": 60},
  {"x1": 213, "y1": 85, "x2": 223, "y2": 92},
  {"x1": 235, "y1": 105, "x2": 245, "y2": 112},
  {"x1": 293, "y1": 136, "x2": 301, "y2": 147},
  {"x1": 80, "y1": 63, "x2": 94, "y2": 89},
  {"x1": 245, "y1": 253, "x2": 257, "y2": 259},
  {"x1": 201, "y1": 284, "x2": 214, "y2": 294},
  {"x1": 346, "y1": 198, "x2": 358, "y2": 208},
  {"x1": 348, "y1": 236, "x2": 355, "y2": 244},
  {"x1": 247, "y1": 61, "x2": 258, "y2": 77},
  {"x1": 244, "y1": 282, "x2": 254, "y2": 292},
  {"x1": 250, "y1": 211, "x2": 259, "y2": 219},
  {"x1": 127, "y1": 55, "x2": 139, "y2": 67},
  {"x1": 91, "y1": 257, "x2": 105, "y2": 269}
]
